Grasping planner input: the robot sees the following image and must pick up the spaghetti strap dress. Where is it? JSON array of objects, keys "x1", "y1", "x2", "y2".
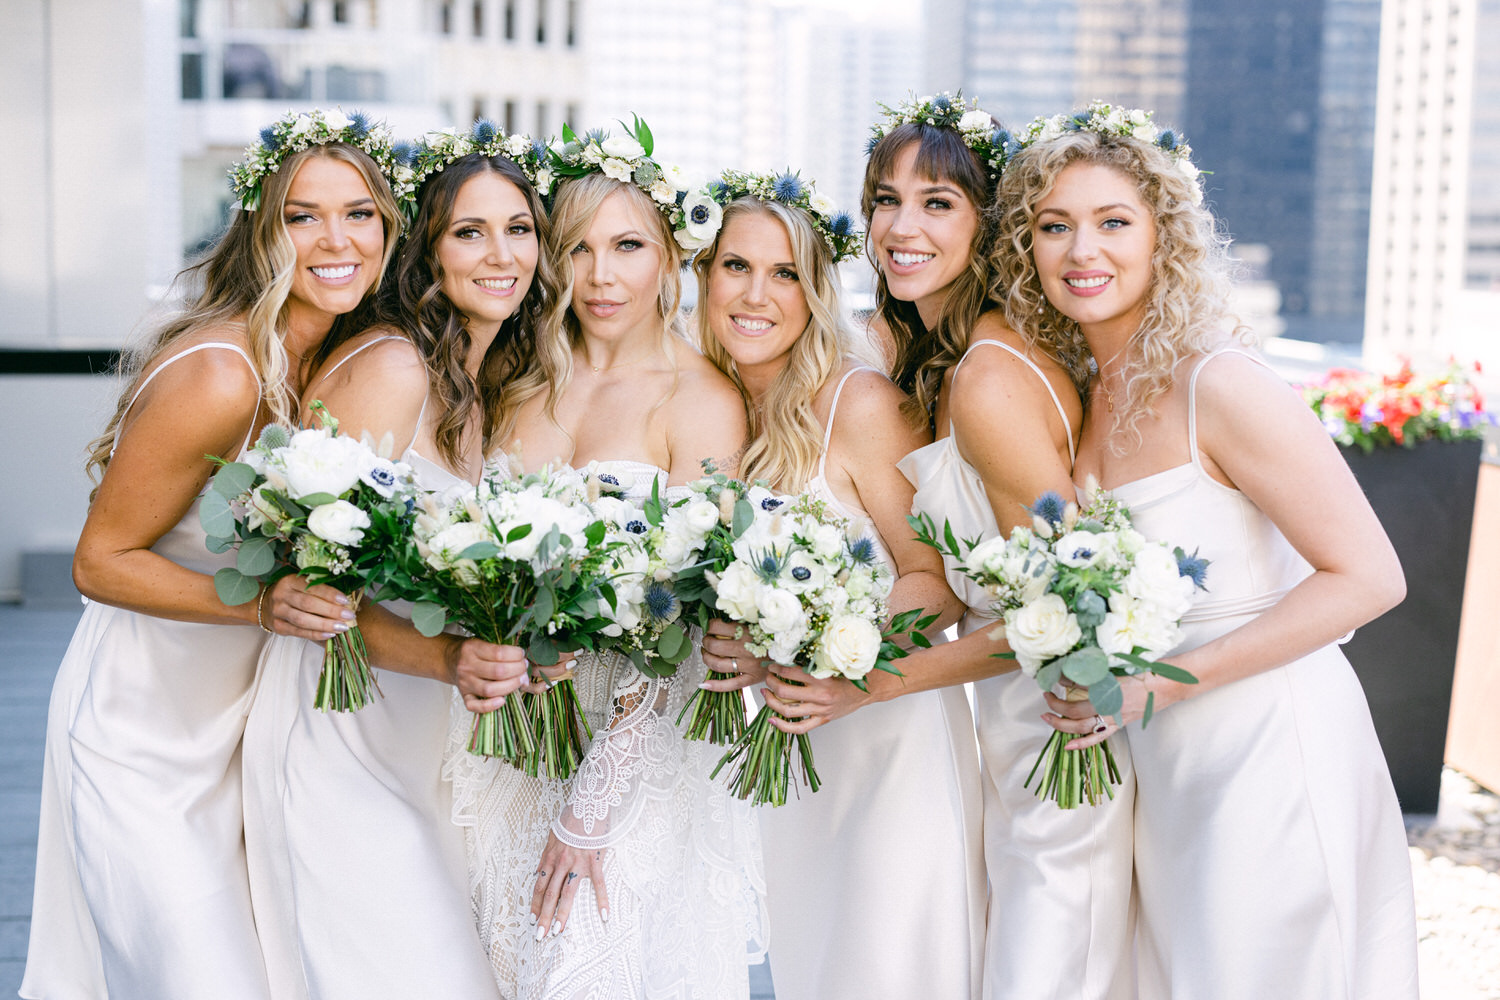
[
  {"x1": 22, "y1": 342, "x2": 273, "y2": 1000},
  {"x1": 759, "y1": 366, "x2": 986, "y2": 1000},
  {"x1": 1109, "y1": 349, "x2": 1417, "y2": 1000},
  {"x1": 898, "y1": 339, "x2": 1136, "y2": 1000},
  {"x1": 240, "y1": 336, "x2": 499, "y2": 1000}
]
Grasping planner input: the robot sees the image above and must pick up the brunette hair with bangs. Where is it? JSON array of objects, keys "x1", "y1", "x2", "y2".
[{"x1": 861, "y1": 120, "x2": 997, "y2": 428}]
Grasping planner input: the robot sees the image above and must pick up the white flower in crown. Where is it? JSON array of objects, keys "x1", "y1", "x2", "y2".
[
  {"x1": 676, "y1": 191, "x2": 723, "y2": 251},
  {"x1": 229, "y1": 107, "x2": 409, "y2": 217},
  {"x1": 869, "y1": 91, "x2": 1008, "y2": 185},
  {"x1": 709, "y1": 168, "x2": 863, "y2": 264},
  {"x1": 662, "y1": 163, "x2": 693, "y2": 192},
  {"x1": 600, "y1": 134, "x2": 645, "y2": 160},
  {"x1": 1015, "y1": 101, "x2": 1203, "y2": 204},
  {"x1": 808, "y1": 191, "x2": 837, "y2": 217},
  {"x1": 959, "y1": 109, "x2": 993, "y2": 134},
  {"x1": 600, "y1": 157, "x2": 633, "y2": 181}
]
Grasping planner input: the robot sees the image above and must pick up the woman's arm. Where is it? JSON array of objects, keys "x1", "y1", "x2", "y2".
[
  {"x1": 1049, "y1": 352, "x2": 1405, "y2": 746},
  {"x1": 73, "y1": 341, "x2": 266, "y2": 626}
]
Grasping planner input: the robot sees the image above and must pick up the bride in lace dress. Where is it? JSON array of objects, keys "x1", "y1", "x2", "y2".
[{"x1": 445, "y1": 158, "x2": 765, "y2": 1000}]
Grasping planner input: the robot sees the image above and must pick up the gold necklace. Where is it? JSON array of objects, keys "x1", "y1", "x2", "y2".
[
  {"x1": 587, "y1": 350, "x2": 653, "y2": 374},
  {"x1": 1093, "y1": 345, "x2": 1128, "y2": 413}
]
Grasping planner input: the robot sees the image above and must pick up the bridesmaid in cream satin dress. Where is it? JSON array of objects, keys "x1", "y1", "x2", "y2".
[
  {"x1": 244, "y1": 147, "x2": 552, "y2": 999},
  {"x1": 782, "y1": 113, "x2": 1136, "y2": 999},
  {"x1": 693, "y1": 188, "x2": 981, "y2": 1000},
  {"x1": 22, "y1": 131, "x2": 402, "y2": 998},
  {"x1": 1006, "y1": 122, "x2": 1418, "y2": 998}
]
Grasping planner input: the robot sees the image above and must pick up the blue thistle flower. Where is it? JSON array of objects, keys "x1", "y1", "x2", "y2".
[
  {"x1": 1156, "y1": 129, "x2": 1178, "y2": 151},
  {"x1": 1066, "y1": 110, "x2": 1090, "y2": 130},
  {"x1": 1174, "y1": 546, "x2": 1210, "y2": 590},
  {"x1": 755, "y1": 550, "x2": 786, "y2": 583},
  {"x1": 644, "y1": 581, "x2": 680, "y2": 621},
  {"x1": 1027, "y1": 491, "x2": 1068, "y2": 527},
  {"x1": 865, "y1": 134, "x2": 882, "y2": 156},
  {"x1": 708, "y1": 178, "x2": 729, "y2": 201},
  {"x1": 584, "y1": 127, "x2": 607, "y2": 145},
  {"x1": 830, "y1": 212, "x2": 854, "y2": 237},
  {"x1": 848, "y1": 536, "x2": 877, "y2": 565},
  {"x1": 393, "y1": 141, "x2": 418, "y2": 168},
  {"x1": 772, "y1": 173, "x2": 804, "y2": 202},
  {"x1": 531, "y1": 138, "x2": 548, "y2": 161},
  {"x1": 994, "y1": 127, "x2": 1012, "y2": 147},
  {"x1": 259, "y1": 126, "x2": 281, "y2": 151},
  {"x1": 1004, "y1": 135, "x2": 1025, "y2": 159},
  {"x1": 471, "y1": 118, "x2": 498, "y2": 144},
  {"x1": 933, "y1": 94, "x2": 953, "y2": 112},
  {"x1": 346, "y1": 110, "x2": 371, "y2": 139}
]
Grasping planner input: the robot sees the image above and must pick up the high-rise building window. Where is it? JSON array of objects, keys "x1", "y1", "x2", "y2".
[
  {"x1": 537, "y1": 101, "x2": 550, "y2": 135},
  {"x1": 440, "y1": 2, "x2": 453, "y2": 34},
  {"x1": 536, "y1": 0, "x2": 548, "y2": 44},
  {"x1": 566, "y1": 0, "x2": 577, "y2": 47},
  {"x1": 504, "y1": 0, "x2": 515, "y2": 40},
  {"x1": 504, "y1": 100, "x2": 518, "y2": 133},
  {"x1": 332, "y1": 1, "x2": 349, "y2": 23},
  {"x1": 565, "y1": 103, "x2": 579, "y2": 129},
  {"x1": 472, "y1": 97, "x2": 486, "y2": 124},
  {"x1": 473, "y1": 0, "x2": 484, "y2": 36}
]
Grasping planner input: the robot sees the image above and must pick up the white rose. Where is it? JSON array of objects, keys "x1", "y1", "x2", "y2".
[
  {"x1": 281, "y1": 431, "x2": 367, "y2": 499},
  {"x1": 1038, "y1": 116, "x2": 1066, "y2": 143},
  {"x1": 657, "y1": 530, "x2": 694, "y2": 571},
  {"x1": 322, "y1": 108, "x2": 352, "y2": 132},
  {"x1": 427, "y1": 521, "x2": 491, "y2": 568},
  {"x1": 306, "y1": 499, "x2": 370, "y2": 546},
  {"x1": 1132, "y1": 122, "x2": 1159, "y2": 142},
  {"x1": 1123, "y1": 545, "x2": 1195, "y2": 619},
  {"x1": 767, "y1": 632, "x2": 805, "y2": 667},
  {"x1": 1053, "y1": 530, "x2": 1107, "y2": 569},
  {"x1": 601, "y1": 157, "x2": 633, "y2": 181},
  {"x1": 600, "y1": 135, "x2": 644, "y2": 160},
  {"x1": 964, "y1": 536, "x2": 1012, "y2": 577},
  {"x1": 714, "y1": 561, "x2": 763, "y2": 622},
  {"x1": 1004, "y1": 594, "x2": 1082, "y2": 676},
  {"x1": 661, "y1": 164, "x2": 693, "y2": 191},
  {"x1": 682, "y1": 500, "x2": 720, "y2": 536},
  {"x1": 958, "y1": 109, "x2": 993, "y2": 133},
  {"x1": 649, "y1": 178, "x2": 676, "y2": 204},
  {"x1": 534, "y1": 167, "x2": 554, "y2": 195},
  {"x1": 504, "y1": 134, "x2": 532, "y2": 158},
  {"x1": 808, "y1": 191, "x2": 837, "y2": 217},
  {"x1": 756, "y1": 587, "x2": 807, "y2": 636},
  {"x1": 290, "y1": 114, "x2": 314, "y2": 137},
  {"x1": 810, "y1": 614, "x2": 883, "y2": 680},
  {"x1": 811, "y1": 524, "x2": 846, "y2": 562},
  {"x1": 1177, "y1": 159, "x2": 1203, "y2": 204},
  {"x1": 1096, "y1": 593, "x2": 1182, "y2": 661}
]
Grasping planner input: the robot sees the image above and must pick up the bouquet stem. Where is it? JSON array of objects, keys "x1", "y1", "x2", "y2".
[
  {"x1": 313, "y1": 595, "x2": 382, "y2": 712},
  {"x1": 711, "y1": 679, "x2": 820, "y2": 807},
  {"x1": 468, "y1": 693, "x2": 540, "y2": 764},
  {"x1": 520, "y1": 678, "x2": 594, "y2": 780},
  {"x1": 1024, "y1": 724, "x2": 1121, "y2": 810},
  {"x1": 677, "y1": 676, "x2": 748, "y2": 745}
]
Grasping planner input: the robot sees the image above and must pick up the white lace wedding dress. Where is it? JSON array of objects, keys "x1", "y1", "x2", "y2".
[{"x1": 446, "y1": 458, "x2": 767, "y2": 1000}]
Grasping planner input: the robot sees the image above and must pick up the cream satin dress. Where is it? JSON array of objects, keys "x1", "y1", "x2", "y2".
[
  {"x1": 241, "y1": 337, "x2": 498, "y2": 1000},
  {"x1": 759, "y1": 367, "x2": 986, "y2": 1000},
  {"x1": 899, "y1": 339, "x2": 1136, "y2": 1000},
  {"x1": 23, "y1": 343, "x2": 273, "y2": 999},
  {"x1": 1107, "y1": 351, "x2": 1417, "y2": 999}
]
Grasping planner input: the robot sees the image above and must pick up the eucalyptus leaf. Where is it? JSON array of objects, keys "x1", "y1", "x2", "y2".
[
  {"x1": 657, "y1": 623, "x2": 685, "y2": 660},
  {"x1": 458, "y1": 541, "x2": 501, "y2": 560},
  {"x1": 532, "y1": 586, "x2": 556, "y2": 623},
  {"x1": 237, "y1": 535, "x2": 277, "y2": 577},
  {"x1": 1088, "y1": 673, "x2": 1124, "y2": 720},
  {"x1": 214, "y1": 567, "x2": 260, "y2": 606},
  {"x1": 1059, "y1": 646, "x2": 1110, "y2": 687},
  {"x1": 731, "y1": 498, "x2": 754, "y2": 539},
  {"x1": 204, "y1": 533, "x2": 234, "y2": 555},
  {"x1": 211, "y1": 461, "x2": 257, "y2": 498},
  {"x1": 1149, "y1": 661, "x2": 1199, "y2": 685},
  {"x1": 1035, "y1": 658, "x2": 1064, "y2": 692},
  {"x1": 198, "y1": 490, "x2": 236, "y2": 538},
  {"x1": 411, "y1": 601, "x2": 448, "y2": 637},
  {"x1": 528, "y1": 633, "x2": 560, "y2": 666}
]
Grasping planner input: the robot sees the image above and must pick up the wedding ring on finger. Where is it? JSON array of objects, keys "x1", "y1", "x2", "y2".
[
  {"x1": 731, "y1": 658, "x2": 739, "y2": 674},
  {"x1": 1092, "y1": 714, "x2": 1109, "y2": 734}
]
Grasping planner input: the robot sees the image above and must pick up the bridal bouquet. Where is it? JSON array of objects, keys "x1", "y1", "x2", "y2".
[
  {"x1": 913, "y1": 490, "x2": 1206, "y2": 809},
  {"x1": 711, "y1": 493, "x2": 935, "y2": 806},
  {"x1": 584, "y1": 465, "x2": 718, "y2": 680},
  {"x1": 386, "y1": 465, "x2": 616, "y2": 779},
  {"x1": 199, "y1": 402, "x2": 420, "y2": 712}
]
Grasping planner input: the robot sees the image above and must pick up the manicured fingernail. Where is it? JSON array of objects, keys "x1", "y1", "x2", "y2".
[
  {"x1": 698, "y1": 682, "x2": 713, "y2": 690},
  {"x1": 336, "y1": 594, "x2": 349, "y2": 605},
  {"x1": 528, "y1": 912, "x2": 536, "y2": 925},
  {"x1": 550, "y1": 919, "x2": 562, "y2": 937},
  {"x1": 341, "y1": 610, "x2": 356, "y2": 620},
  {"x1": 334, "y1": 623, "x2": 349, "y2": 632},
  {"x1": 321, "y1": 632, "x2": 335, "y2": 640},
  {"x1": 600, "y1": 907, "x2": 609, "y2": 923},
  {"x1": 534, "y1": 924, "x2": 546, "y2": 942}
]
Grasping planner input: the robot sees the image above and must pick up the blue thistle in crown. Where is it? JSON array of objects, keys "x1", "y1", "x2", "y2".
[
  {"x1": 406, "y1": 120, "x2": 548, "y2": 224},
  {"x1": 259, "y1": 125, "x2": 281, "y2": 152},
  {"x1": 471, "y1": 118, "x2": 498, "y2": 145},
  {"x1": 709, "y1": 168, "x2": 863, "y2": 264},
  {"x1": 869, "y1": 91, "x2": 1008, "y2": 185},
  {"x1": 230, "y1": 107, "x2": 410, "y2": 217},
  {"x1": 1013, "y1": 101, "x2": 1204, "y2": 204},
  {"x1": 346, "y1": 110, "x2": 371, "y2": 140}
]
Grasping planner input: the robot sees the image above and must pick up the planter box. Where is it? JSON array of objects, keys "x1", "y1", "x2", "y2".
[{"x1": 1340, "y1": 437, "x2": 1482, "y2": 814}]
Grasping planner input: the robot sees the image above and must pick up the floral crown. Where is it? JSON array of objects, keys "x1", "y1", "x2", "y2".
[
  {"x1": 546, "y1": 116, "x2": 722, "y2": 254},
  {"x1": 1014, "y1": 101, "x2": 1203, "y2": 204},
  {"x1": 229, "y1": 107, "x2": 416, "y2": 216},
  {"x1": 708, "y1": 169, "x2": 863, "y2": 264},
  {"x1": 867, "y1": 91, "x2": 1010, "y2": 185},
  {"x1": 406, "y1": 119, "x2": 548, "y2": 222}
]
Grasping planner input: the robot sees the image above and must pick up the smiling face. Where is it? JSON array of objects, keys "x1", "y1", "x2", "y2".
[
  {"x1": 1031, "y1": 161, "x2": 1157, "y2": 343},
  {"x1": 282, "y1": 155, "x2": 386, "y2": 335},
  {"x1": 568, "y1": 188, "x2": 666, "y2": 344},
  {"x1": 436, "y1": 169, "x2": 539, "y2": 339},
  {"x1": 866, "y1": 141, "x2": 981, "y2": 327},
  {"x1": 704, "y1": 209, "x2": 813, "y2": 385}
]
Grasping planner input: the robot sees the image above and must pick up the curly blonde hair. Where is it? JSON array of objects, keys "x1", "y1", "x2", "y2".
[
  {"x1": 693, "y1": 198, "x2": 873, "y2": 491},
  {"x1": 85, "y1": 142, "x2": 402, "y2": 492},
  {"x1": 990, "y1": 130, "x2": 1252, "y2": 448},
  {"x1": 491, "y1": 173, "x2": 683, "y2": 445}
]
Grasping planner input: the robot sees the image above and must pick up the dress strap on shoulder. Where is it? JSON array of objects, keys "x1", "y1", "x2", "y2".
[
  {"x1": 309, "y1": 334, "x2": 408, "y2": 390},
  {"x1": 822, "y1": 365, "x2": 876, "y2": 482},
  {"x1": 954, "y1": 338, "x2": 1076, "y2": 465},
  {"x1": 1186, "y1": 348, "x2": 1268, "y2": 458},
  {"x1": 117, "y1": 342, "x2": 260, "y2": 458}
]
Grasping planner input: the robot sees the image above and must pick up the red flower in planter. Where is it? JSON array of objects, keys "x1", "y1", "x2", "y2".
[{"x1": 1300, "y1": 359, "x2": 1495, "y2": 453}]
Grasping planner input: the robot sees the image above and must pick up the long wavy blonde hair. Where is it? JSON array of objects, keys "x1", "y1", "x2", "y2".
[
  {"x1": 352, "y1": 153, "x2": 559, "y2": 468},
  {"x1": 491, "y1": 173, "x2": 683, "y2": 444},
  {"x1": 85, "y1": 142, "x2": 401, "y2": 489},
  {"x1": 693, "y1": 198, "x2": 869, "y2": 492},
  {"x1": 861, "y1": 122, "x2": 997, "y2": 429},
  {"x1": 991, "y1": 130, "x2": 1251, "y2": 447}
]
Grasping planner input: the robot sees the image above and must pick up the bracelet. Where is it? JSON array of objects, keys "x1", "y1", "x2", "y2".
[{"x1": 255, "y1": 583, "x2": 274, "y2": 634}]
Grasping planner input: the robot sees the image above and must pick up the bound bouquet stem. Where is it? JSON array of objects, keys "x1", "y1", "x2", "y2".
[
  {"x1": 1025, "y1": 684, "x2": 1121, "y2": 809},
  {"x1": 313, "y1": 592, "x2": 383, "y2": 712},
  {"x1": 711, "y1": 674, "x2": 821, "y2": 805}
]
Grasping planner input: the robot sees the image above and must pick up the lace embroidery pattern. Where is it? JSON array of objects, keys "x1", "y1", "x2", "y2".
[{"x1": 445, "y1": 467, "x2": 767, "y2": 1000}]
